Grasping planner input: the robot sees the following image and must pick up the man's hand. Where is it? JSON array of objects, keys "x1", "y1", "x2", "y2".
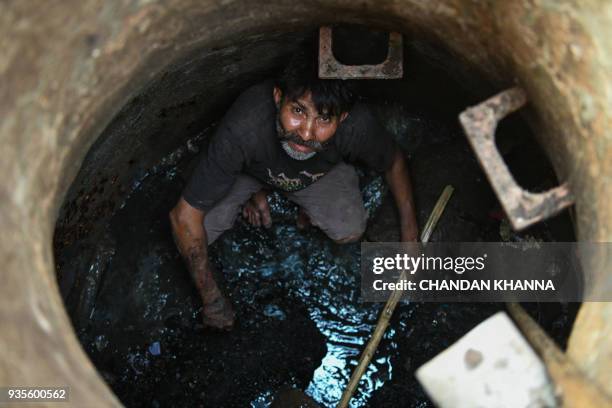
[
  {"x1": 242, "y1": 189, "x2": 272, "y2": 228},
  {"x1": 198, "y1": 263, "x2": 235, "y2": 329},
  {"x1": 385, "y1": 149, "x2": 419, "y2": 242},
  {"x1": 169, "y1": 197, "x2": 235, "y2": 329}
]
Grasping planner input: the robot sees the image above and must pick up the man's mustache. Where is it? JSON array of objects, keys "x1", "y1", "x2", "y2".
[{"x1": 278, "y1": 131, "x2": 326, "y2": 152}]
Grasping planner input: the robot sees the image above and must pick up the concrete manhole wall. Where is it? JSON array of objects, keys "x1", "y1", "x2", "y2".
[{"x1": 1, "y1": 1, "x2": 610, "y2": 406}]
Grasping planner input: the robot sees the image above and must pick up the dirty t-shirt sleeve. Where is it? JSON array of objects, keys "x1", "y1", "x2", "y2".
[
  {"x1": 334, "y1": 103, "x2": 398, "y2": 172},
  {"x1": 181, "y1": 93, "x2": 258, "y2": 211},
  {"x1": 182, "y1": 127, "x2": 247, "y2": 211}
]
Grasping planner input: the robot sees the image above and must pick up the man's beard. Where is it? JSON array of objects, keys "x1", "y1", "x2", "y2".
[{"x1": 276, "y1": 111, "x2": 326, "y2": 161}]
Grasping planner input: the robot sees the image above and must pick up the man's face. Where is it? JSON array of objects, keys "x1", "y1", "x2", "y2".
[{"x1": 274, "y1": 87, "x2": 348, "y2": 160}]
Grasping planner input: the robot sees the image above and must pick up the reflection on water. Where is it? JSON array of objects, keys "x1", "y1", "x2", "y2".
[
  {"x1": 214, "y1": 179, "x2": 394, "y2": 408},
  {"x1": 59, "y1": 103, "x2": 578, "y2": 407}
]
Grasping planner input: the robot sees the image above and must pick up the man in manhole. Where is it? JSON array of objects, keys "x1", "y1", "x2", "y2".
[{"x1": 169, "y1": 50, "x2": 418, "y2": 329}]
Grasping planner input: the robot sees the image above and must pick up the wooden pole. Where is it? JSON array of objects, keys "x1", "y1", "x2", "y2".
[
  {"x1": 506, "y1": 303, "x2": 612, "y2": 407},
  {"x1": 337, "y1": 185, "x2": 454, "y2": 408}
]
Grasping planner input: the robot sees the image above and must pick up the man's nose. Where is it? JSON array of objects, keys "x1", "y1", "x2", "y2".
[{"x1": 299, "y1": 118, "x2": 315, "y2": 141}]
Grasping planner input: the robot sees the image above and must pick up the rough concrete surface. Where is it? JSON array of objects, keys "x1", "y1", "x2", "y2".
[{"x1": 0, "y1": 0, "x2": 610, "y2": 406}]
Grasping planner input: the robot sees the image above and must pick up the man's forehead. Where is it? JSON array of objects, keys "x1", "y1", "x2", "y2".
[
  {"x1": 290, "y1": 91, "x2": 330, "y2": 114},
  {"x1": 292, "y1": 91, "x2": 313, "y2": 106}
]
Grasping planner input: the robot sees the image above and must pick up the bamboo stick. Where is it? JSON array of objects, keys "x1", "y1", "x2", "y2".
[{"x1": 337, "y1": 185, "x2": 454, "y2": 408}]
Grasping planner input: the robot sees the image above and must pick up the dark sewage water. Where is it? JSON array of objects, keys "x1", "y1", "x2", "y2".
[{"x1": 54, "y1": 102, "x2": 578, "y2": 408}]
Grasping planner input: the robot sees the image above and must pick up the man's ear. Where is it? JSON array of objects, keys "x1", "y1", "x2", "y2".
[
  {"x1": 273, "y1": 87, "x2": 282, "y2": 105},
  {"x1": 339, "y1": 112, "x2": 349, "y2": 123}
]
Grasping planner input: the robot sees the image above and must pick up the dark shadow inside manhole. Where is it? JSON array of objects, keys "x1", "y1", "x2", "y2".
[
  {"x1": 53, "y1": 27, "x2": 578, "y2": 408},
  {"x1": 331, "y1": 25, "x2": 390, "y2": 65}
]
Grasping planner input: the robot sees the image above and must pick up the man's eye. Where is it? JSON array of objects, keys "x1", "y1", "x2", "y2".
[
  {"x1": 319, "y1": 115, "x2": 330, "y2": 122},
  {"x1": 293, "y1": 107, "x2": 303, "y2": 114}
]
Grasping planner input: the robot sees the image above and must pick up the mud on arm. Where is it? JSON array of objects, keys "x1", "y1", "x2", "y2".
[{"x1": 169, "y1": 197, "x2": 211, "y2": 295}]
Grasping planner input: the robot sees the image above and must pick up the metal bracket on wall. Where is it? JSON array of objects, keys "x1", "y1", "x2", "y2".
[
  {"x1": 318, "y1": 26, "x2": 403, "y2": 79},
  {"x1": 459, "y1": 87, "x2": 574, "y2": 230}
]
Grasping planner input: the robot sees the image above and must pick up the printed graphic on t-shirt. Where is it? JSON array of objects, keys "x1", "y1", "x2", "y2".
[
  {"x1": 266, "y1": 168, "x2": 326, "y2": 191},
  {"x1": 266, "y1": 168, "x2": 303, "y2": 191},
  {"x1": 300, "y1": 170, "x2": 325, "y2": 182}
]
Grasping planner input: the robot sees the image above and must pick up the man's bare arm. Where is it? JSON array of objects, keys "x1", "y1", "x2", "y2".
[
  {"x1": 169, "y1": 197, "x2": 210, "y2": 291},
  {"x1": 385, "y1": 149, "x2": 419, "y2": 242},
  {"x1": 169, "y1": 197, "x2": 235, "y2": 329}
]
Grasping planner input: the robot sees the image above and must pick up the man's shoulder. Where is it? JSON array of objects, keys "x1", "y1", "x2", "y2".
[
  {"x1": 331, "y1": 102, "x2": 398, "y2": 171},
  {"x1": 342, "y1": 102, "x2": 377, "y2": 127},
  {"x1": 335, "y1": 102, "x2": 379, "y2": 143},
  {"x1": 223, "y1": 80, "x2": 276, "y2": 132},
  {"x1": 240, "y1": 80, "x2": 276, "y2": 103}
]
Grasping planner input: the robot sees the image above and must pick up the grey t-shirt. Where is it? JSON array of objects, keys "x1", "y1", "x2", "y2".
[{"x1": 183, "y1": 80, "x2": 398, "y2": 211}]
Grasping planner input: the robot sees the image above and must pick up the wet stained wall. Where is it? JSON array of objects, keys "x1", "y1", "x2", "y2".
[
  {"x1": 3, "y1": 2, "x2": 611, "y2": 404},
  {"x1": 53, "y1": 28, "x2": 577, "y2": 407}
]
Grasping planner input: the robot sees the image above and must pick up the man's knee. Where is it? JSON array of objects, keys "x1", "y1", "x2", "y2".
[
  {"x1": 203, "y1": 175, "x2": 263, "y2": 244},
  {"x1": 204, "y1": 207, "x2": 237, "y2": 245},
  {"x1": 332, "y1": 231, "x2": 364, "y2": 244},
  {"x1": 328, "y1": 217, "x2": 367, "y2": 244}
]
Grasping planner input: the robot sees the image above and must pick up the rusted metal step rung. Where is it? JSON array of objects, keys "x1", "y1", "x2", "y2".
[
  {"x1": 459, "y1": 87, "x2": 574, "y2": 230},
  {"x1": 318, "y1": 26, "x2": 403, "y2": 80}
]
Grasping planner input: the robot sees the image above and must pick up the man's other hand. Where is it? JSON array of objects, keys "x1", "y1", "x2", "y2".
[{"x1": 242, "y1": 189, "x2": 272, "y2": 228}]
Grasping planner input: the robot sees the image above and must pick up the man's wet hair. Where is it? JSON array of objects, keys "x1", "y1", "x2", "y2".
[{"x1": 276, "y1": 48, "x2": 355, "y2": 117}]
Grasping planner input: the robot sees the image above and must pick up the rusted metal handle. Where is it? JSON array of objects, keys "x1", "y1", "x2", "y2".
[
  {"x1": 318, "y1": 26, "x2": 403, "y2": 79},
  {"x1": 459, "y1": 87, "x2": 574, "y2": 230}
]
